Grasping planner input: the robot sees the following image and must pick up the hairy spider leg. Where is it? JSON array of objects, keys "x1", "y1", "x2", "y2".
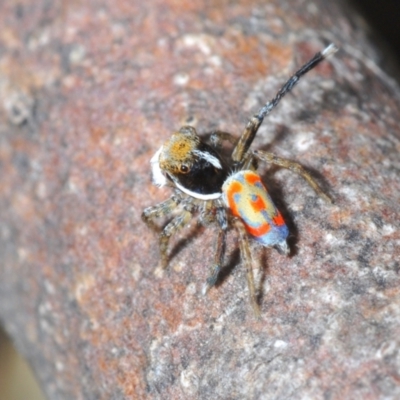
[
  {"x1": 159, "y1": 199, "x2": 197, "y2": 268},
  {"x1": 142, "y1": 193, "x2": 199, "y2": 267},
  {"x1": 254, "y1": 150, "x2": 332, "y2": 203},
  {"x1": 210, "y1": 130, "x2": 257, "y2": 171},
  {"x1": 232, "y1": 44, "x2": 338, "y2": 164},
  {"x1": 198, "y1": 199, "x2": 216, "y2": 226},
  {"x1": 142, "y1": 193, "x2": 183, "y2": 231}
]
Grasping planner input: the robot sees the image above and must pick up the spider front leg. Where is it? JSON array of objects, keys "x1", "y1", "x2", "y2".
[
  {"x1": 254, "y1": 150, "x2": 332, "y2": 203},
  {"x1": 142, "y1": 193, "x2": 182, "y2": 231},
  {"x1": 232, "y1": 44, "x2": 337, "y2": 164},
  {"x1": 233, "y1": 218, "x2": 261, "y2": 318},
  {"x1": 211, "y1": 130, "x2": 257, "y2": 171},
  {"x1": 159, "y1": 207, "x2": 194, "y2": 268}
]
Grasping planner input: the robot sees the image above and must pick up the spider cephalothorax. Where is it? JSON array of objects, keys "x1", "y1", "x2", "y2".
[
  {"x1": 152, "y1": 126, "x2": 229, "y2": 199},
  {"x1": 142, "y1": 44, "x2": 337, "y2": 317}
]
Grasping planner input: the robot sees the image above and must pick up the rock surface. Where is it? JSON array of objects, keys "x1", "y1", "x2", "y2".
[{"x1": 1, "y1": 0, "x2": 400, "y2": 399}]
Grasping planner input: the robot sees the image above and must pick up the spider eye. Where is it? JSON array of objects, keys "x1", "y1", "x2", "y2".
[{"x1": 180, "y1": 164, "x2": 190, "y2": 173}]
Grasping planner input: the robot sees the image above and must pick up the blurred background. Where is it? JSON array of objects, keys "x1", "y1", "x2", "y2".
[
  {"x1": 351, "y1": 0, "x2": 400, "y2": 62},
  {"x1": 0, "y1": 0, "x2": 399, "y2": 399},
  {"x1": 0, "y1": 328, "x2": 45, "y2": 400}
]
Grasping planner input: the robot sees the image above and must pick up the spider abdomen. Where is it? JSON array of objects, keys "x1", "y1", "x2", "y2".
[{"x1": 222, "y1": 170, "x2": 289, "y2": 249}]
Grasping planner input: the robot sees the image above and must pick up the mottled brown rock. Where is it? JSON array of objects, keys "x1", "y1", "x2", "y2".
[{"x1": 1, "y1": 0, "x2": 400, "y2": 399}]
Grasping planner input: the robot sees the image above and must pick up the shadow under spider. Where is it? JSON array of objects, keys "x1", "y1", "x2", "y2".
[
  {"x1": 168, "y1": 221, "x2": 207, "y2": 262},
  {"x1": 213, "y1": 247, "x2": 241, "y2": 288},
  {"x1": 257, "y1": 247, "x2": 269, "y2": 306},
  {"x1": 261, "y1": 166, "x2": 300, "y2": 256}
]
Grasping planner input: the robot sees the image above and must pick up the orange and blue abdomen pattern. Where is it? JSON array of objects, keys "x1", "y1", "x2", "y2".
[{"x1": 222, "y1": 170, "x2": 289, "y2": 247}]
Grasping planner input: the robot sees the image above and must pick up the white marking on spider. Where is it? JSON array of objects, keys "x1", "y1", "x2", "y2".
[
  {"x1": 192, "y1": 150, "x2": 223, "y2": 169},
  {"x1": 172, "y1": 179, "x2": 222, "y2": 200},
  {"x1": 150, "y1": 146, "x2": 168, "y2": 187}
]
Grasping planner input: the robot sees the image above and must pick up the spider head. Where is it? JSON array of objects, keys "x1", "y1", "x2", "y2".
[
  {"x1": 158, "y1": 126, "x2": 200, "y2": 175},
  {"x1": 151, "y1": 126, "x2": 228, "y2": 199}
]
